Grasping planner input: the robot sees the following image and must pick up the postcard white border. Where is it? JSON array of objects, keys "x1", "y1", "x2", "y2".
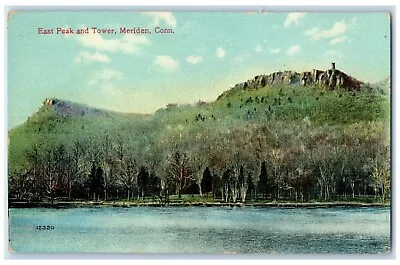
[{"x1": 1, "y1": 1, "x2": 398, "y2": 265}]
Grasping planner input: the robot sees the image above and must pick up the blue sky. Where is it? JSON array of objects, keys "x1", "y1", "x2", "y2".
[{"x1": 7, "y1": 11, "x2": 390, "y2": 128}]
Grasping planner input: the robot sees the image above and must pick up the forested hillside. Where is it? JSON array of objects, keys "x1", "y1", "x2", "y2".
[{"x1": 8, "y1": 70, "x2": 391, "y2": 205}]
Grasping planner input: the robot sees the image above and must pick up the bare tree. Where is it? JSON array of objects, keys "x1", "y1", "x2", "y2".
[
  {"x1": 114, "y1": 140, "x2": 137, "y2": 201},
  {"x1": 169, "y1": 150, "x2": 195, "y2": 198},
  {"x1": 371, "y1": 158, "x2": 390, "y2": 203}
]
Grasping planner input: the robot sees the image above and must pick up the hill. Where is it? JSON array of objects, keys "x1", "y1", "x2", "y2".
[{"x1": 8, "y1": 66, "x2": 391, "y2": 205}]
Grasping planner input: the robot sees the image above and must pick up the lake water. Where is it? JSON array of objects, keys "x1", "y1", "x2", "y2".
[{"x1": 8, "y1": 206, "x2": 391, "y2": 254}]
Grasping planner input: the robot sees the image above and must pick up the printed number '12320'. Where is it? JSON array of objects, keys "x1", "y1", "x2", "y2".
[{"x1": 36, "y1": 225, "x2": 55, "y2": 230}]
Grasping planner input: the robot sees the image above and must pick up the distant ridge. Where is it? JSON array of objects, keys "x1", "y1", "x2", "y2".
[
  {"x1": 21, "y1": 98, "x2": 150, "y2": 127},
  {"x1": 27, "y1": 63, "x2": 383, "y2": 126}
]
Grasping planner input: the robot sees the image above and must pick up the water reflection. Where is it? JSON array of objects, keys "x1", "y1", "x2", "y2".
[{"x1": 9, "y1": 206, "x2": 390, "y2": 254}]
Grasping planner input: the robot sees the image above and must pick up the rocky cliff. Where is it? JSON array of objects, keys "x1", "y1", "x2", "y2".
[{"x1": 219, "y1": 65, "x2": 363, "y2": 99}]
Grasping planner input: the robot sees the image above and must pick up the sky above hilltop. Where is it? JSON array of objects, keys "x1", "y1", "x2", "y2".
[{"x1": 7, "y1": 11, "x2": 390, "y2": 128}]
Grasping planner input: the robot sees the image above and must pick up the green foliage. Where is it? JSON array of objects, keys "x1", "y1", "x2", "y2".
[
  {"x1": 8, "y1": 83, "x2": 390, "y2": 204},
  {"x1": 214, "y1": 85, "x2": 389, "y2": 125}
]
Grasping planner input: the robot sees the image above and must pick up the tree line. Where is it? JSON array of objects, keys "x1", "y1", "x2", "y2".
[{"x1": 8, "y1": 120, "x2": 390, "y2": 204}]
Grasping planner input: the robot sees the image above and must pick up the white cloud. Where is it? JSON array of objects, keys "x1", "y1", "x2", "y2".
[
  {"x1": 271, "y1": 48, "x2": 281, "y2": 54},
  {"x1": 216, "y1": 47, "x2": 225, "y2": 58},
  {"x1": 305, "y1": 20, "x2": 348, "y2": 41},
  {"x1": 286, "y1": 45, "x2": 301, "y2": 56},
  {"x1": 255, "y1": 45, "x2": 263, "y2": 52},
  {"x1": 330, "y1": 36, "x2": 347, "y2": 45},
  {"x1": 143, "y1": 12, "x2": 177, "y2": 28},
  {"x1": 77, "y1": 32, "x2": 150, "y2": 54},
  {"x1": 186, "y1": 55, "x2": 203, "y2": 65},
  {"x1": 74, "y1": 51, "x2": 110, "y2": 64},
  {"x1": 284, "y1": 12, "x2": 306, "y2": 28},
  {"x1": 305, "y1": 27, "x2": 319, "y2": 36},
  {"x1": 154, "y1": 56, "x2": 179, "y2": 71},
  {"x1": 88, "y1": 69, "x2": 123, "y2": 86}
]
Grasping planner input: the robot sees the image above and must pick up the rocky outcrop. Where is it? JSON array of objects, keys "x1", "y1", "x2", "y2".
[
  {"x1": 40, "y1": 98, "x2": 104, "y2": 118},
  {"x1": 220, "y1": 66, "x2": 363, "y2": 99},
  {"x1": 233, "y1": 71, "x2": 300, "y2": 91},
  {"x1": 305, "y1": 68, "x2": 362, "y2": 90},
  {"x1": 43, "y1": 98, "x2": 57, "y2": 106}
]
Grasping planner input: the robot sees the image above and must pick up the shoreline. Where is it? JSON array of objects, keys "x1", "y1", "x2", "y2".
[{"x1": 8, "y1": 201, "x2": 390, "y2": 209}]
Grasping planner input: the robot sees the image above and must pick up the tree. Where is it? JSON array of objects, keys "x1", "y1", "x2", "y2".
[
  {"x1": 211, "y1": 170, "x2": 221, "y2": 200},
  {"x1": 221, "y1": 169, "x2": 230, "y2": 203},
  {"x1": 137, "y1": 166, "x2": 149, "y2": 200},
  {"x1": 246, "y1": 173, "x2": 255, "y2": 201},
  {"x1": 115, "y1": 155, "x2": 137, "y2": 201},
  {"x1": 201, "y1": 167, "x2": 213, "y2": 197},
  {"x1": 238, "y1": 166, "x2": 248, "y2": 203},
  {"x1": 37, "y1": 143, "x2": 66, "y2": 202},
  {"x1": 114, "y1": 140, "x2": 137, "y2": 201},
  {"x1": 192, "y1": 131, "x2": 209, "y2": 196},
  {"x1": 207, "y1": 130, "x2": 230, "y2": 201},
  {"x1": 169, "y1": 150, "x2": 195, "y2": 198},
  {"x1": 143, "y1": 140, "x2": 171, "y2": 204},
  {"x1": 100, "y1": 133, "x2": 113, "y2": 201},
  {"x1": 229, "y1": 168, "x2": 239, "y2": 203},
  {"x1": 258, "y1": 161, "x2": 268, "y2": 199},
  {"x1": 25, "y1": 143, "x2": 44, "y2": 200},
  {"x1": 269, "y1": 148, "x2": 285, "y2": 200},
  {"x1": 69, "y1": 140, "x2": 85, "y2": 199},
  {"x1": 8, "y1": 168, "x2": 31, "y2": 200},
  {"x1": 88, "y1": 163, "x2": 104, "y2": 201},
  {"x1": 371, "y1": 158, "x2": 390, "y2": 203},
  {"x1": 148, "y1": 173, "x2": 160, "y2": 201}
]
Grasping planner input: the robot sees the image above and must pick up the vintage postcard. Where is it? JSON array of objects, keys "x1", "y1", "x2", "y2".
[{"x1": 7, "y1": 10, "x2": 391, "y2": 255}]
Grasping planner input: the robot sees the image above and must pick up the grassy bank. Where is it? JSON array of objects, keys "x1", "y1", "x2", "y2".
[{"x1": 8, "y1": 199, "x2": 390, "y2": 209}]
